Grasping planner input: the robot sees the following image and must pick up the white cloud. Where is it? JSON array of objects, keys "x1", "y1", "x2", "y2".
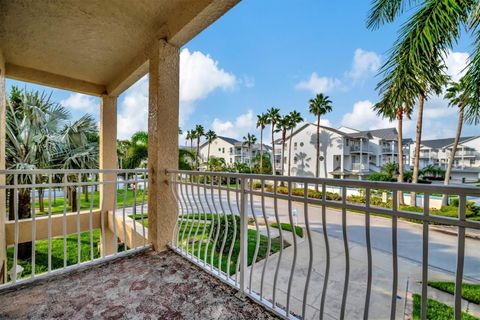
[
  {"x1": 444, "y1": 50, "x2": 469, "y2": 82},
  {"x1": 117, "y1": 76, "x2": 149, "y2": 139},
  {"x1": 116, "y1": 49, "x2": 238, "y2": 139},
  {"x1": 295, "y1": 48, "x2": 380, "y2": 93},
  {"x1": 60, "y1": 93, "x2": 99, "y2": 113},
  {"x1": 348, "y1": 48, "x2": 381, "y2": 81},
  {"x1": 295, "y1": 72, "x2": 341, "y2": 94},
  {"x1": 180, "y1": 48, "x2": 236, "y2": 102},
  {"x1": 341, "y1": 100, "x2": 394, "y2": 130},
  {"x1": 211, "y1": 110, "x2": 256, "y2": 140}
]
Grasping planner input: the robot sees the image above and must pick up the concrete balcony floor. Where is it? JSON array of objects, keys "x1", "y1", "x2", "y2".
[{"x1": 0, "y1": 250, "x2": 278, "y2": 320}]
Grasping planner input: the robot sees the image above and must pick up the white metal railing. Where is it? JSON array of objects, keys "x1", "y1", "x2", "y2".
[
  {"x1": 167, "y1": 170, "x2": 480, "y2": 320},
  {"x1": 0, "y1": 168, "x2": 150, "y2": 288}
]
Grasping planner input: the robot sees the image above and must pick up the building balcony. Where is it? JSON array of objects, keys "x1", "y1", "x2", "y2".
[
  {"x1": 382, "y1": 146, "x2": 398, "y2": 154},
  {"x1": 1, "y1": 169, "x2": 480, "y2": 320},
  {"x1": 349, "y1": 145, "x2": 371, "y2": 153},
  {"x1": 351, "y1": 163, "x2": 369, "y2": 171}
]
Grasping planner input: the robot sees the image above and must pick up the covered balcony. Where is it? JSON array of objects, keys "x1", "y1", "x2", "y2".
[{"x1": 1, "y1": 2, "x2": 480, "y2": 320}]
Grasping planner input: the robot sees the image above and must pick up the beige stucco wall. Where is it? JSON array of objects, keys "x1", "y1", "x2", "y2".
[
  {"x1": 99, "y1": 95, "x2": 118, "y2": 255},
  {"x1": 0, "y1": 50, "x2": 6, "y2": 282},
  {"x1": 148, "y1": 40, "x2": 179, "y2": 251}
]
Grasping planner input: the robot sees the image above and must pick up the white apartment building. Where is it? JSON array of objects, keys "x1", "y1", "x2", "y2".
[
  {"x1": 405, "y1": 136, "x2": 480, "y2": 182},
  {"x1": 198, "y1": 136, "x2": 272, "y2": 167},
  {"x1": 274, "y1": 123, "x2": 400, "y2": 180}
]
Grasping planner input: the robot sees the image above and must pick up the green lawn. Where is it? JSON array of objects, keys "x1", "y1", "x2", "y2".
[
  {"x1": 428, "y1": 281, "x2": 480, "y2": 305},
  {"x1": 34, "y1": 189, "x2": 147, "y2": 215},
  {"x1": 412, "y1": 294, "x2": 478, "y2": 320},
  {"x1": 174, "y1": 219, "x2": 287, "y2": 275},
  {"x1": 271, "y1": 222, "x2": 304, "y2": 238},
  {"x1": 7, "y1": 229, "x2": 103, "y2": 280}
]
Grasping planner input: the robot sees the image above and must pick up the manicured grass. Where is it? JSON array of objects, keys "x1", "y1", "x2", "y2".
[
  {"x1": 34, "y1": 189, "x2": 147, "y2": 215},
  {"x1": 7, "y1": 229, "x2": 102, "y2": 280},
  {"x1": 175, "y1": 220, "x2": 288, "y2": 275},
  {"x1": 271, "y1": 222, "x2": 304, "y2": 238},
  {"x1": 412, "y1": 294, "x2": 478, "y2": 320},
  {"x1": 428, "y1": 281, "x2": 480, "y2": 305},
  {"x1": 181, "y1": 213, "x2": 216, "y2": 221}
]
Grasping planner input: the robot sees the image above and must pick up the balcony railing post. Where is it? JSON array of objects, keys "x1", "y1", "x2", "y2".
[{"x1": 239, "y1": 176, "x2": 248, "y2": 293}]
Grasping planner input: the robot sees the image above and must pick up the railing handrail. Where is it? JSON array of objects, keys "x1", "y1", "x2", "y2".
[
  {"x1": 0, "y1": 168, "x2": 148, "y2": 174},
  {"x1": 166, "y1": 169, "x2": 480, "y2": 195}
]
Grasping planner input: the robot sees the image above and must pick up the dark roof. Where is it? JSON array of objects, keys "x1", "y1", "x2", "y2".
[
  {"x1": 402, "y1": 138, "x2": 413, "y2": 144},
  {"x1": 347, "y1": 131, "x2": 373, "y2": 139},
  {"x1": 360, "y1": 128, "x2": 398, "y2": 141},
  {"x1": 199, "y1": 136, "x2": 239, "y2": 149},
  {"x1": 421, "y1": 136, "x2": 476, "y2": 149},
  {"x1": 218, "y1": 136, "x2": 240, "y2": 145}
]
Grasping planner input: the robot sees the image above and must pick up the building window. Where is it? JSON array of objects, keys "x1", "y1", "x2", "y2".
[
  {"x1": 300, "y1": 142, "x2": 304, "y2": 147},
  {"x1": 229, "y1": 147, "x2": 232, "y2": 154},
  {"x1": 218, "y1": 148, "x2": 221, "y2": 152},
  {"x1": 294, "y1": 156, "x2": 298, "y2": 164},
  {"x1": 222, "y1": 147, "x2": 225, "y2": 153}
]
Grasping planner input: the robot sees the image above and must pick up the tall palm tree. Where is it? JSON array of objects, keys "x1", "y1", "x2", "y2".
[
  {"x1": 368, "y1": 0, "x2": 453, "y2": 205},
  {"x1": 276, "y1": 115, "x2": 290, "y2": 176},
  {"x1": 374, "y1": 85, "x2": 413, "y2": 205},
  {"x1": 242, "y1": 133, "x2": 257, "y2": 171},
  {"x1": 256, "y1": 113, "x2": 268, "y2": 173},
  {"x1": 287, "y1": 111, "x2": 303, "y2": 176},
  {"x1": 194, "y1": 125, "x2": 204, "y2": 170},
  {"x1": 309, "y1": 93, "x2": 332, "y2": 180},
  {"x1": 266, "y1": 108, "x2": 281, "y2": 175},
  {"x1": 186, "y1": 130, "x2": 194, "y2": 150},
  {"x1": 205, "y1": 129, "x2": 217, "y2": 170},
  {"x1": 442, "y1": 78, "x2": 480, "y2": 205}
]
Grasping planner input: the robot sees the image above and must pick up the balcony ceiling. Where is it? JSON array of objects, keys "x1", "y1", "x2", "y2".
[{"x1": 0, "y1": 0, "x2": 238, "y2": 96}]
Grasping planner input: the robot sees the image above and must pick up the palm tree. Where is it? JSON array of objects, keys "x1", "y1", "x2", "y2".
[
  {"x1": 205, "y1": 130, "x2": 217, "y2": 170},
  {"x1": 276, "y1": 115, "x2": 290, "y2": 176},
  {"x1": 442, "y1": 78, "x2": 480, "y2": 205},
  {"x1": 368, "y1": 1, "x2": 453, "y2": 206},
  {"x1": 287, "y1": 111, "x2": 303, "y2": 176},
  {"x1": 266, "y1": 108, "x2": 281, "y2": 175},
  {"x1": 256, "y1": 113, "x2": 268, "y2": 173},
  {"x1": 124, "y1": 131, "x2": 148, "y2": 169},
  {"x1": 186, "y1": 130, "x2": 194, "y2": 150},
  {"x1": 194, "y1": 125, "x2": 204, "y2": 170},
  {"x1": 242, "y1": 133, "x2": 257, "y2": 171},
  {"x1": 374, "y1": 85, "x2": 413, "y2": 205},
  {"x1": 309, "y1": 93, "x2": 332, "y2": 180}
]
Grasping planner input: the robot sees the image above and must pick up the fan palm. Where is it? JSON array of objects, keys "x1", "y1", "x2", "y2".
[
  {"x1": 309, "y1": 93, "x2": 332, "y2": 180},
  {"x1": 287, "y1": 111, "x2": 303, "y2": 176},
  {"x1": 242, "y1": 133, "x2": 257, "y2": 171},
  {"x1": 194, "y1": 125, "x2": 205, "y2": 170},
  {"x1": 205, "y1": 130, "x2": 217, "y2": 170},
  {"x1": 6, "y1": 86, "x2": 69, "y2": 259},
  {"x1": 256, "y1": 113, "x2": 269, "y2": 173},
  {"x1": 186, "y1": 130, "x2": 194, "y2": 150},
  {"x1": 266, "y1": 107, "x2": 281, "y2": 175}
]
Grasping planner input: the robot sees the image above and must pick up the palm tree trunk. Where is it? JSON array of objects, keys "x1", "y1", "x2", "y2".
[
  {"x1": 271, "y1": 125, "x2": 276, "y2": 176},
  {"x1": 207, "y1": 143, "x2": 211, "y2": 171},
  {"x1": 83, "y1": 185, "x2": 89, "y2": 202},
  {"x1": 397, "y1": 108, "x2": 405, "y2": 205},
  {"x1": 281, "y1": 134, "x2": 286, "y2": 176},
  {"x1": 442, "y1": 104, "x2": 465, "y2": 206},
  {"x1": 38, "y1": 188, "x2": 44, "y2": 212},
  {"x1": 260, "y1": 129, "x2": 264, "y2": 173},
  {"x1": 17, "y1": 190, "x2": 32, "y2": 260},
  {"x1": 71, "y1": 187, "x2": 78, "y2": 212},
  {"x1": 410, "y1": 94, "x2": 425, "y2": 207},
  {"x1": 315, "y1": 114, "x2": 321, "y2": 191},
  {"x1": 196, "y1": 138, "x2": 200, "y2": 170},
  {"x1": 288, "y1": 128, "x2": 294, "y2": 176}
]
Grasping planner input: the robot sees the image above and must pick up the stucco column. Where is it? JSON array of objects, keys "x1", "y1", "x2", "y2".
[
  {"x1": 99, "y1": 95, "x2": 118, "y2": 255},
  {"x1": 0, "y1": 50, "x2": 6, "y2": 282},
  {"x1": 148, "y1": 39, "x2": 179, "y2": 251}
]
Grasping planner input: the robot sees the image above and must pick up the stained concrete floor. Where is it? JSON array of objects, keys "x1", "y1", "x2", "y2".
[{"x1": 0, "y1": 250, "x2": 278, "y2": 320}]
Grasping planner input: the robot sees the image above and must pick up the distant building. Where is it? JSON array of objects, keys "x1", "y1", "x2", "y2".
[
  {"x1": 405, "y1": 136, "x2": 480, "y2": 183},
  {"x1": 198, "y1": 136, "x2": 271, "y2": 168}
]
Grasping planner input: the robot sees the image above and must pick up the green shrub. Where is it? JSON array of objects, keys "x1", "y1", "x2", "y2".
[
  {"x1": 367, "y1": 172, "x2": 395, "y2": 182},
  {"x1": 412, "y1": 294, "x2": 477, "y2": 320},
  {"x1": 428, "y1": 281, "x2": 480, "y2": 305},
  {"x1": 211, "y1": 214, "x2": 240, "y2": 254}
]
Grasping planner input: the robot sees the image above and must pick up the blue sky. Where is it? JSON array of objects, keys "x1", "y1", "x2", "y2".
[{"x1": 6, "y1": 1, "x2": 478, "y2": 143}]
